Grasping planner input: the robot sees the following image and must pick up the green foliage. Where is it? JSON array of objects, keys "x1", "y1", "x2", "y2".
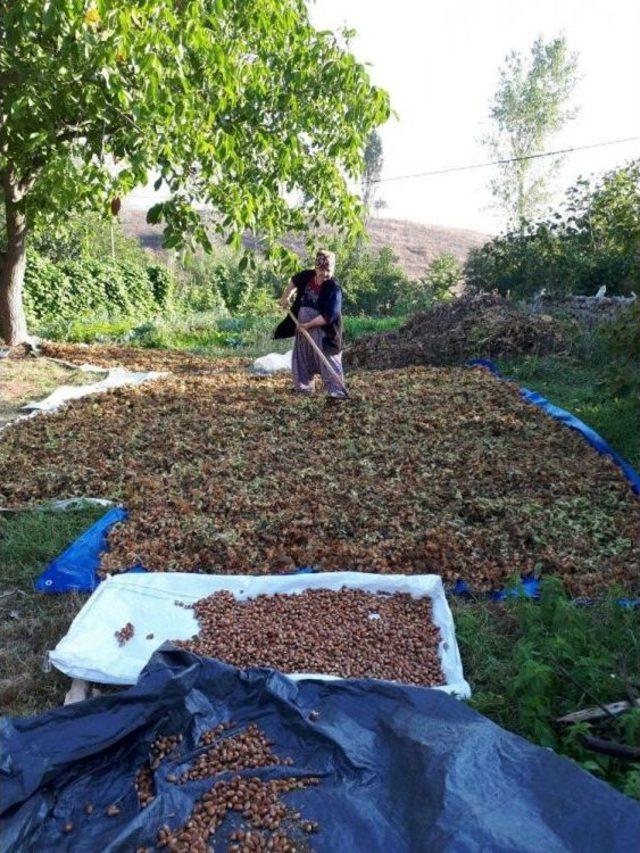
[
  {"x1": 454, "y1": 580, "x2": 640, "y2": 797},
  {"x1": 146, "y1": 264, "x2": 173, "y2": 308},
  {"x1": 29, "y1": 211, "x2": 150, "y2": 268},
  {"x1": 1, "y1": 0, "x2": 390, "y2": 340},
  {"x1": 174, "y1": 250, "x2": 281, "y2": 317},
  {"x1": 599, "y1": 301, "x2": 640, "y2": 401},
  {"x1": 319, "y1": 238, "x2": 408, "y2": 315},
  {"x1": 484, "y1": 36, "x2": 579, "y2": 227},
  {"x1": 23, "y1": 252, "x2": 168, "y2": 325},
  {"x1": 38, "y1": 309, "x2": 405, "y2": 358},
  {"x1": 362, "y1": 130, "x2": 384, "y2": 213},
  {"x1": 466, "y1": 160, "x2": 640, "y2": 299},
  {"x1": 396, "y1": 252, "x2": 461, "y2": 312}
]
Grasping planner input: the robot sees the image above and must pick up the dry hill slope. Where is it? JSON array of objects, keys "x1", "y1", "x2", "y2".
[{"x1": 120, "y1": 209, "x2": 489, "y2": 279}]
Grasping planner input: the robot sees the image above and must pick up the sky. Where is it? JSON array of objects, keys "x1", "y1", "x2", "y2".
[
  {"x1": 308, "y1": 0, "x2": 640, "y2": 234},
  {"x1": 128, "y1": 0, "x2": 640, "y2": 236}
]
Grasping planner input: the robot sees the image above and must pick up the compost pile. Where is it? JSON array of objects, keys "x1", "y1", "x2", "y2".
[
  {"x1": 345, "y1": 293, "x2": 565, "y2": 370},
  {"x1": 538, "y1": 295, "x2": 636, "y2": 331},
  {"x1": 1, "y1": 357, "x2": 638, "y2": 597},
  {"x1": 175, "y1": 588, "x2": 444, "y2": 686}
]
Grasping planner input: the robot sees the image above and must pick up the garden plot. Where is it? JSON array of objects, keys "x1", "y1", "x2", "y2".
[{"x1": 1, "y1": 357, "x2": 638, "y2": 597}]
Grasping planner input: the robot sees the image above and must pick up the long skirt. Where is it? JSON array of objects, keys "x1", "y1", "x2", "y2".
[{"x1": 292, "y1": 306, "x2": 347, "y2": 397}]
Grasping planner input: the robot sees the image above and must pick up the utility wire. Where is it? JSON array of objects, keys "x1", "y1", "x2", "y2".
[
  {"x1": 374, "y1": 135, "x2": 640, "y2": 184},
  {"x1": 124, "y1": 134, "x2": 640, "y2": 201}
]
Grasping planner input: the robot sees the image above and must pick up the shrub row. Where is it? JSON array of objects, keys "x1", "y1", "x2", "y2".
[{"x1": 23, "y1": 252, "x2": 172, "y2": 324}]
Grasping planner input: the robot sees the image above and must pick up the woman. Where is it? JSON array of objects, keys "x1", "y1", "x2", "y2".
[{"x1": 274, "y1": 249, "x2": 348, "y2": 399}]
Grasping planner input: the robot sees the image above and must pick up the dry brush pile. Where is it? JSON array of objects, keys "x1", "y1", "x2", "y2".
[
  {"x1": 344, "y1": 293, "x2": 566, "y2": 370},
  {"x1": 0, "y1": 349, "x2": 638, "y2": 597}
]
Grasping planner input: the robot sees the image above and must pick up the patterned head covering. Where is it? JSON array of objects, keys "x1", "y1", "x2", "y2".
[{"x1": 315, "y1": 249, "x2": 336, "y2": 276}]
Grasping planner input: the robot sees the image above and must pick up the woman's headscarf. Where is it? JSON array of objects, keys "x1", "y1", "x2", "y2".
[{"x1": 315, "y1": 249, "x2": 336, "y2": 276}]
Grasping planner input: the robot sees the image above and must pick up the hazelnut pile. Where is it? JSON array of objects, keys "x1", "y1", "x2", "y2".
[
  {"x1": 149, "y1": 732, "x2": 183, "y2": 769},
  {"x1": 135, "y1": 732, "x2": 184, "y2": 807},
  {"x1": 177, "y1": 724, "x2": 291, "y2": 783},
  {"x1": 200, "y1": 720, "x2": 235, "y2": 746},
  {"x1": 156, "y1": 774, "x2": 320, "y2": 852},
  {"x1": 176, "y1": 588, "x2": 445, "y2": 686},
  {"x1": 114, "y1": 621, "x2": 135, "y2": 646}
]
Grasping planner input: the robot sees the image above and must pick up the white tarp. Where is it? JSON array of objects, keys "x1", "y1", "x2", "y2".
[
  {"x1": 50, "y1": 571, "x2": 471, "y2": 697},
  {"x1": 251, "y1": 350, "x2": 292, "y2": 374},
  {"x1": 22, "y1": 367, "x2": 167, "y2": 413}
]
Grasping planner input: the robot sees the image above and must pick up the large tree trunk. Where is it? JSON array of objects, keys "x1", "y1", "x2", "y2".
[{"x1": 0, "y1": 169, "x2": 29, "y2": 347}]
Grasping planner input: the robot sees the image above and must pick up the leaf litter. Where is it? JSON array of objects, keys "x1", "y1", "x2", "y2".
[{"x1": 0, "y1": 347, "x2": 638, "y2": 598}]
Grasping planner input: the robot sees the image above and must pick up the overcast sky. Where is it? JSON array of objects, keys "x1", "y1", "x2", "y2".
[
  {"x1": 310, "y1": 0, "x2": 640, "y2": 233},
  {"x1": 128, "y1": 0, "x2": 640, "y2": 236}
]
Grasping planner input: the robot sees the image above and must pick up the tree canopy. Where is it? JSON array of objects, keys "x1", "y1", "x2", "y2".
[
  {"x1": 483, "y1": 36, "x2": 579, "y2": 229},
  {"x1": 0, "y1": 0, "x2": 390, "y2": 344}
]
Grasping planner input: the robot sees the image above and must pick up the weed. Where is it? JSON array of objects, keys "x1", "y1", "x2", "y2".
[{"x1": 453, "y1": 579, "x2": 640, "y2": 798}]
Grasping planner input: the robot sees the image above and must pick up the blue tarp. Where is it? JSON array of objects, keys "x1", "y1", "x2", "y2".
[
  {"x1": 2, "y1": 648, "x2": 639, "y2": 852},
  {"x1": 34, "y1": 507, "x2": 145, "y2": 593}
]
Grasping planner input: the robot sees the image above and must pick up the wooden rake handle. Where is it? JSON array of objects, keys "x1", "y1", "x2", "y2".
[{"x1": 287, "y1": 310, "x2": 348, "y2": 396}]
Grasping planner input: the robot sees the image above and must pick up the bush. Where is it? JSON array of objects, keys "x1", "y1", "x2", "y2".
[
  {"x1": 599, "y1": 301, "x2": 640, "y2": 400},
  {"x1": 313, "y1": 238, "x2": 409, "y2": 315},
  {"x1": 175, "y1": 250, "x2": 281, "y2": 317},
  {"x1": 454, "y1": 579, "x2": 640, "y2": 799},
  {"x1": 465, "y1": 160, "x2": 640, "y2": 300},
  {"x1": 29, "y1": 210, "x2": 151, "y2": 268},
  {"x1": 396, "y1": 252, "x2": 461, "y2": 313},
  {"x1": 23, "y1": 251, "x2": 170, "y2": 326}
]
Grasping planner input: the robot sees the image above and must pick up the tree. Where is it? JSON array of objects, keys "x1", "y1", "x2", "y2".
[
  {"x1": 396, "y1": 252, "x2": 460, "y2": 313},
  {"x1": 464, "y1": 159, "x2": 640, "y2": 299},
  {"x1": 483, "y1": 36, "x2": 579, "y2": 230},
  {"x1": 361, "y1": 129, "x2": 384, "y2": 215},
  {"x1": 0, "y1": 1, "x2": 389, "y2": 345}
]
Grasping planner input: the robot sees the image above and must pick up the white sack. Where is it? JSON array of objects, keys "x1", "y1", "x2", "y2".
[
  {"x1": 50, "y1": 571, "x2": 471, "y2": 698},
  {"x1": 251, "y1": 350, "x2": 292, "y2": 374},
  {"x1": 22, "y1": 367, "x2": 167, "y2": 413}
]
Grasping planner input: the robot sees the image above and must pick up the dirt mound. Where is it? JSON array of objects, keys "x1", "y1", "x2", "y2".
[{"x1": 344, "y1": 294, "x2": 566, "y2": 370}]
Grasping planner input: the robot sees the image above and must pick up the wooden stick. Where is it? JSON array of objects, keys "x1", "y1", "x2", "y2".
[
  {"x1": 580, "y1": 734, "x2": 640, "y2": 761},
  {"x1": 556, "y1": 698, "x2": 640, "y2": 724},
  {"x1": 287, "y1": 310, "x2": 348, "y2": 396}
]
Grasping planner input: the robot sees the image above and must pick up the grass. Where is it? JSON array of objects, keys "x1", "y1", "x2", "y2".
[
  {"x1": 35, "y1": 311, "x2": 406, "y2": 358},
  {"x1": 0, "y1": 358, "x2": 104, "y2": 427},
  {"x1": 0, "y1": 505, "x2": 106, "y2": 716},
  {"x1": 498, "y1": 353, "x2": 640, "y2": 469},
  {"x1": 452, "y1": 581, "x2": 640, "y2": 799}
]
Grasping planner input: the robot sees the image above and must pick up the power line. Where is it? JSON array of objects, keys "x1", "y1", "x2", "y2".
[{"x1": 374, "y1": 135, "x2": 640, "y2": 184}]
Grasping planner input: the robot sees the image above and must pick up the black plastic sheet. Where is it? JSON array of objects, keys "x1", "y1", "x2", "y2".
[{"x1": 2, "y1": 648, "x2": 639, "y2": 852}]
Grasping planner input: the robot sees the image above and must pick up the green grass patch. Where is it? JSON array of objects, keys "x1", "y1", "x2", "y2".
[
  {"x1": 453, "y1": 580, "x2": 640, "y2": 799},
  {"x1": 498, "y1": 353, "x2": 640, "y2": 468},
  {"x1": 0, "y1": 505, "x2": 106, "y2": 715},
  {"x1": 36, "y1": 311, "x2": 406, "y2": 357}
]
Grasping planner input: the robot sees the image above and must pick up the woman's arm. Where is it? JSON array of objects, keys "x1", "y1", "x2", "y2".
[
  {"x1": 298, "y1": 314, "x2": 327, "y2": 330},
  {"x1": 280, "y1": 278, "x2": 297, "y2": 309},
  {"x1": 298, "y1": 286, "x2": 342, "y2": 331}
]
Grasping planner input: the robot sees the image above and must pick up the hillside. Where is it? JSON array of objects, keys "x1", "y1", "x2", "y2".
[{"x1": 120, "y1": 209, "x2": 489, "y2": 279}]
